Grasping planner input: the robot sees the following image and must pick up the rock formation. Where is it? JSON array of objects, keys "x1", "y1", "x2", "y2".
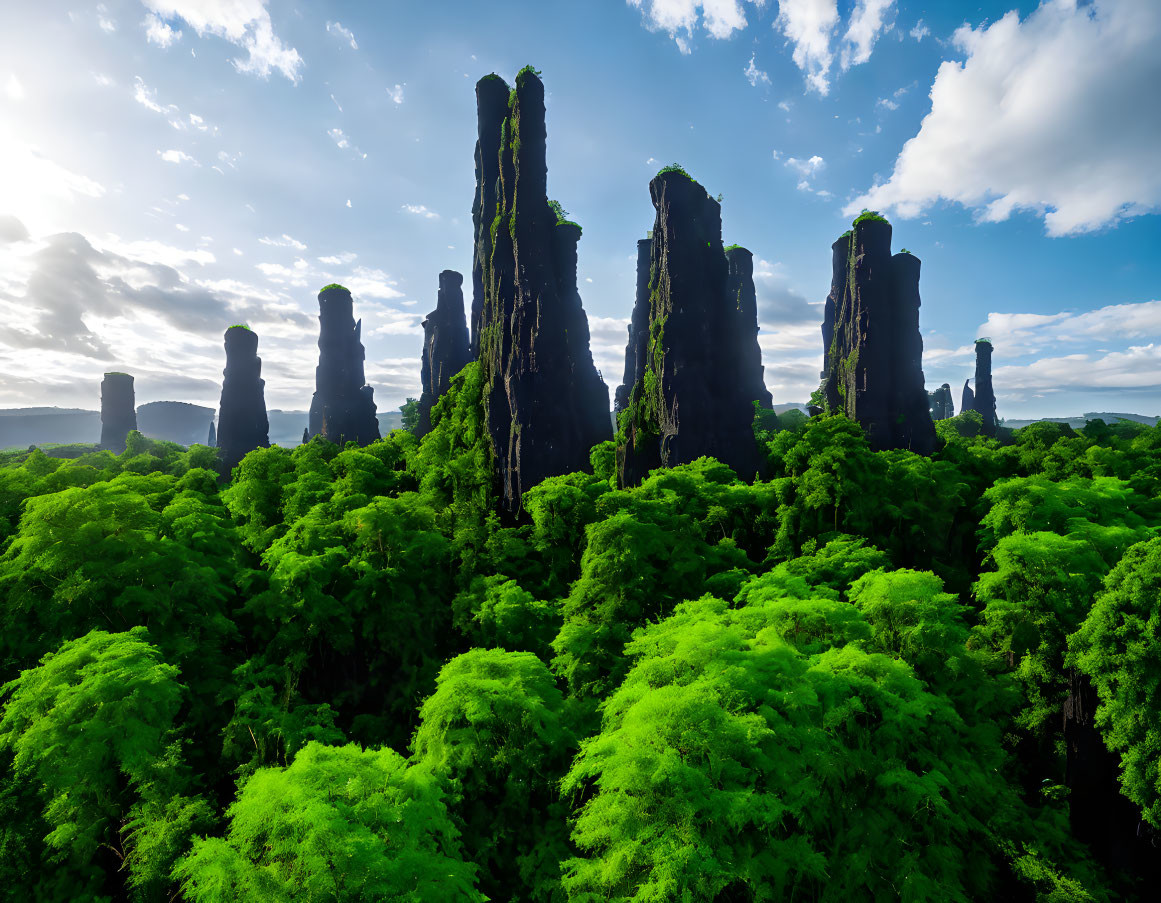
[
  {"x1": 207, "y1": 420, "x2": 216, "y2": 447},
  {"x1": 306, "y1": 284, "x2": 380, "y2": 447},
  {"x1": 100, "y1": 372, "x2": 137, "y2": 453},
  {"x1": 416, "y1": 270, "x2": 471, "y2": 438},
  {"x1": 216, "y1": 325, "x2": 270, "y2": 475},
  {"x1": 818, "y1": 218, "x2": 936, "y2": 454},
  {"x1": 616, "y1": 169, "x2": 768, "y2": 486},
  {"x1": 961, "y1": 379, "x2": 975, "y2": 416},
  {"x1": 929, "y1": 383, "x2": 954, "y2": 420},
  {"x1": 725, "y1": 246, "x2": 774, "y2": 411},
  {"x1": 973, "y1": 339, "x2": 998, "y2": 435},
  {"x1": 614, "y1": 238, "x2": 654, "y2": 414},
  {"x1": 471, "y1": 67, "x2": 612, "y2": 512}
]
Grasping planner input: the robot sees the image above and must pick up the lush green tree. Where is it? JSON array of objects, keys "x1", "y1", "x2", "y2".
[
  {"x1": 0, "y1": 628, "x2": 210, "y2": 899},
  {"x1": 412, "y1": 649, "x2": 574, "y2": 901},
  {"x1": 176, "y1": 742, "x2": 482, "y2": 902},
  {"x1": 1069, "y1": 537, "x2": 1161, "y2": 829},
  {"x1": 400, "y1": 397, "x2": 420, "y2": 433}
]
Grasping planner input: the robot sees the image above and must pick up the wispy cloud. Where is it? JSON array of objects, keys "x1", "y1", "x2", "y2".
[
  {"x1": 326, "y1": 21, "x2": 358, "y2": 50},
  {"x1": 143, "y1": 12, "x2": 182, "y2": 47},
  {"x1": 259, "y1": 234, "x2": 307, "y2": 251},
  {"x1": 157, "y1": 149, "x2": 198, "y2": 165},
  {"x1": 744, "y1": 53, "x2": 770, "y2": 87},
  {"x1": 401, "y1": 204, "x2": 439, "y2": 219}
]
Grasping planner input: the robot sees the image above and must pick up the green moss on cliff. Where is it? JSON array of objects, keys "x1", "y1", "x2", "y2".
[{"x1": 320, "y1": 283, "x2": 349, "y2": 293}]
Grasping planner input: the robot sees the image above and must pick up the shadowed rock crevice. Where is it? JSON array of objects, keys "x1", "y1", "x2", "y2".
[
  {"x1": 99, "y1": 372, "x2": 136, "y2": 454},
  {"x1": 216, "y1": 325, "x2": 269, "y2": 476},
  {"x1": 614, "y1": 238, "x2": 654, "y2": 415},
  {"x1": 307, "y1": 285, "x2": 380, "y2": 447},
  {"x1": 819, "y1": 218, "x2": 936, "y2": 454},
  {"x1": 616, "y1": 171, "x2": 769, "y2": 487},
  {"x1": 471, "y1": 68, "x2": 612, "y2": 513},
  {"x1": 417, "y1": 270, "x2": 472, "y2": 438}
]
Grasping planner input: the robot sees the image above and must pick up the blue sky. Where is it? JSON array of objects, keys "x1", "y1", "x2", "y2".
[{"x1": 0, "y1": 0, "x2": 1158, "y2": 419}]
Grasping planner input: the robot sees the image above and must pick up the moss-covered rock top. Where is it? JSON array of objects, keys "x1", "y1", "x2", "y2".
[
  {"x1": 975, "y1": 337, "x2": 993, "y2": 345},
  {"x1": 851, "y1": 209, "x2": 890, "y2": 227},
  {"x1": 656, "y1": 163, "x2": 694, "y2": 181},
  {"x1": 104, "y1": 371, "x2": 130, "y2": 378},
  {"x1": 724, "y1": 243, "x2": 744, "y2": 253},
  {"x1": 515, "y1": 65, "x2": 542, "y2": 87},
  {"x1": 320, "y1": 283, "x2": 349, "y2": 293},
  {"x1": 227, "y1": 324, "x2": 252, "y2": 331}
]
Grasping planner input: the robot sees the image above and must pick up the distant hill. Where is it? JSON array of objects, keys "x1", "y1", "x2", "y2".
[
  {"x1": 137, "y1": 401, "x2": 214, "y2": 447},
  {"x1": 1004, "y1": 412, "x2": 1159, "y2": 430}
]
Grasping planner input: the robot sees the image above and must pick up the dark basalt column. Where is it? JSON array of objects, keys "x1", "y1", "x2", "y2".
[
  {"x1": 725, "y1": 246, "x2": 774, "y2": 411},
  {"x1": 416, "y1": 270, "x2": 471, "y2": 437},
  {"x1": 216, "y1": 325, "x2": 270, "y2": 476},
  {"x1": 973, "y1": 340, "x2": 998, "y2": 436},
  {"x1": 929, "y1": 383, "x2": 954, "y2": 420},
  {"x1": 306, "y1": 285, "x2": 380, "y2": 447},
  {"x1": 473, "y1": 68, "x2": 612, "y2": 513},
  {"x1": 100, "y1": 372, "x2": 137, "y2": 453},
  {"x1": 614, "y1": 238, "x2": 654, "y2": 415},
  {"x1": 961, "y1": 379, "x2": 975, "y2": 416},
  {"x1": 819, "y1": 221, "x2": 936, "y2": 454},
  {"x1": 616, "y1": 171, "x2": 765, "y2": 486},
  {"x1": 207, "y1": 420, "x2": 216, "y2": 447}
]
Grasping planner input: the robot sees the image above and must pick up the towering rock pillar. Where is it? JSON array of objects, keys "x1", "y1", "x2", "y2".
[
  {"x1": 216, "y1": 325, "x2": 270, "y2": 476},
  {"x1": 307, "y1": 284, "x2": 380, "y2": 446},
  {"x1": 416, "y1": 270, "x2": 472, "y2": 437},
  {"x1": 614, "y1": 238, "x2": 653, "y2": 414},
  {"x1": 819, "y1": 217, "x2": 936, "y2": 454},
  {"x1": 973, "y1": 339, "x2": 998, "y2": 436},
  {"x1": 929, "y1": 383, "x2": 954, "y2": 420},
  {"x1": 725, "y1": 246, "x2": 774, "y2": 411},
  {"x1": 472, "y1": 67, "x2": 612, "y2": 512},
  {"x1": 616, "y1": 170, "x2": 766, "y2": 486},
  {"x1": 961, "y1": 379, "x2": 975, "y2": 416},
  {"x1": 100, "y1": 372, "x2": 137, "y2": 453},
  {"x1": 207, "y1": 420, "x2": 216, "y2": 447}
]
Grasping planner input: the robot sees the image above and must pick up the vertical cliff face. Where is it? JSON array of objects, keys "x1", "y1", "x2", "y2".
[
  {"x1": 973, "y1": 339, "x2": 998, "y2": 436},
  {"x1": 99, "y1": 372, "x2": 136, "y2": 453},
  {"x1": 216, "y1": 325, "x2": 270, "y2": 476},
  {"x1": 819, "y1": 218, "x2": 936, "y2": 454},
  {"x1": 416, "y1": 270, "x2": 472, "y2": 438},
  {"x1": 307, "y1": 285, "x2": 380, "y2": 447},
  {"x1": 616, "y1": 170, "x2": 765, "y2": 486},
  {"x1": 961, "y1": 379, "x2": 975, "y2": 416},
  {"x1": 472, "y1": 67, "x2": 612, "y2": 513},
  {"x1": 614, "y1": 238, "x2": 653, "y2": 415},
  {"x1": 724, "y1": 246, "x2": 774, "y2": 411}
]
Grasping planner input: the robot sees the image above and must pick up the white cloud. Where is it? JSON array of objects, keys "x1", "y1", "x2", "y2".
[
  {"x1": 402, "y1": 204, "x2": 439, "y2": 219},
  {"x1": 158, "y1": 149, "x2": 198, "y2": 165},
  {"x1": 995, "y1": 345, "x2": 1161, "y2": 393},
  {"x1": 785, "y1": 154, "x2": 825, "y2": 176},
  {"x1": 627, "y1": 0, "x2": 759, "y2": 51},
  {"x1": 259, "y1": 234, "x2": 307, "y2": 250},
  {"x1": 344, "y1": 267, "x2": 405, "y2": 300},
  {"x1": 0, "y1": 127, "x2": 107, "y2": 230},
  {"x1": 909, "y1": 19, "x2": 929, "y2": 41},
  {"x1": 326, "y1": 20, "x2": 358, "y2": 50},
  {"x1": 840, "y1": 0, "x2": 895, "y2": 70},
  {"x1": 876, "y1": 97, "x2": 898, "y2": 111},
  {"x1": 97, "y1": 4, "x2": 116, "y2": 33},
  {"x1": 774, "y1": 0, "x2": 839, "y2": 94},
  {"x1": 96, "y1": 234, "x2": 215, "y2": 267},
  {"x1": 978, "y1": 299, "x2": 1161, "y2": 353},
  {"x1": 4, "y1": 74, "x2": 25, "y2": 101},
  {"x1": 848, "y1": 0, "x2": 1161, "y2": 236},
  {"x1": 175, "y1": 223, "x2": 189, "y2": 232},
  {"x1": 330, "y1": 93, "x2": 342, "y2": 112},
  {"x1": 346, "y1": 199, "x2": 352, "y2": 208},
  {"x1": 144, "y1": 11, "x2": 182, "y2": 47},
  {"x1": 328, "y1": 127, "x2": 350, "y2": 149},
  {"x1": 387, "y1": 84, "x2": 404, "y2": 104},
  {"x1": 744, "y1": 53, "x2": 771, "y2": 87},
  {"x1": 318, "y1": 252, "x2": 357, "y2": 265},
  {"x1": 92, "y1": 73, "x2": 115, "y2": 87},
  {"x1": 140, "y1": 0, "x2": 303, "y2": 83},
  {"x1": 777, "y1": 100, "x2": 791, "y2": 112},
  {"x1": 133, "y1": 77, "x2": 177, "y2": 116}
]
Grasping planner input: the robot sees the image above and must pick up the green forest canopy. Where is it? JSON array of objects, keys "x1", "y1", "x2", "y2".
[{"x1": 0, "y1": 368, "x2": 1159, "y2": 900}]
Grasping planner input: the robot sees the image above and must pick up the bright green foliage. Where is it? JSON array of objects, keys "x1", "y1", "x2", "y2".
[
  {"x1": 1069, "y1": 537, "x2": 1161, "y2": 828},
  {"x1": 0, "y1": 628, "x2": 207, "y2": 895},
  {"x1": 399, "y1": 397, "x2": 419, "y2": 433},
  {"x1": 412, "y1": 649, "x2": 573, "y2": 901},
  {"x1": 973, "y1": 532, "x2": 1106, "y2": 733},
  {"x1": 655, "y1": 162, "x2": 692, "y2": 180},
  {"x1": 319, "y1": 283, "x2": 348, "y2": 292},
  {"x1": 453, "y1": 575, "x2": 560, "y2": 657},
  {"x1": 851, "y1": 208, "x2": 889, "y2": 226},
  {"x1": 562, "y1": 594, "x2": 1016, "y2": 902},
  {"x1": 227, "y1": 324, "x2": 251, "y2": 331},
  {"x1": 176, "y1": 742, "x2": 483, "y2": 902}
]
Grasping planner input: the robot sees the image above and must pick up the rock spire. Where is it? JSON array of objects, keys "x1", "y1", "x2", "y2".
[
  {"x1": 99, "y1": 372, "x2": 137, "y2": 453},
  {"x1": 306, "y1": 285, "x2": 380, "y2": 447},
  {"x1": 417, "y1": 270, "x2": 472, "y2": 437},
  {"x1": 216, "y1": 325, "x2": 270, "y2": 476}
]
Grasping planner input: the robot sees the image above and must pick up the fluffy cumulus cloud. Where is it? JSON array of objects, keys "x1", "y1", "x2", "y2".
[
  {"x1": 847, "y1": 0, "x2": 1161, "y2": 236},
  {"x1": 139, "y1": 0, "x2": 303, "y2": 82},
  {"x1": 143, "y1": 11, "x2": 182, "y2": 47},
  {"x1": 840, "y1": 0, "x2": 895, "y2": 69},
  {"x1": 627, "y1": 0, "x2": 759, "y2": 52},
  {"x1": 401, "y1": 204, "x2": 439, "y2": 220},
  {"x1": 774, "y1": 0, "x2": 894, "y2": 93}
]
